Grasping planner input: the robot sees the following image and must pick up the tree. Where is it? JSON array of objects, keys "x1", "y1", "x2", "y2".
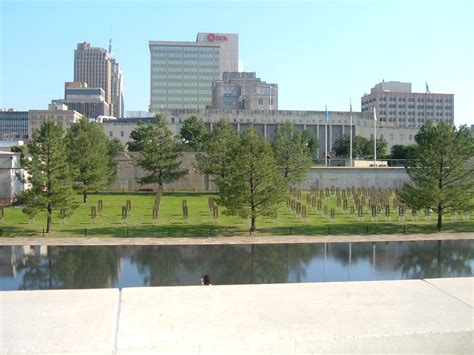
[
  {"x1": 272, "y1": 123, "x2": 312, "y2": 185},
  {"x1": 217, "y1": 127, "x2": 286, "y2": 232},
  {"x1": 131, "y1": 114, "x2": 187, "y2": 189},
  {"x1": 365, "y1": 137, "x2": 388, "y2": 158},
  {"x1": 333, "y1": 135, "x2": 387, "y2": 159},
  {"x1": 196, "y1": 119, "x2": 238, "y2": 180},
  {"x1": 334, "y1": 135, "x2": 369, "y2": 158},
  {"x1": 180, "y1": 115, "x2": 208, "y2": 152},
  {"x1": 301, "y1": 129, "x2": 320, "y2": 161},
  {"x1": 66, "y1": 119, "x2": 117, "y2": 203},
  {"x1": 18, "y1": 120, "x2": 77, "y2": 233},
  {"x1": 127, "y1": 121, "x2": 152, "y2": 152},
  {"x1": 390, "y1": 144, "x2": 416, "y2": 160},
  {"x1": 399, "y1": 121, "x2": 474, "y2": 230}
]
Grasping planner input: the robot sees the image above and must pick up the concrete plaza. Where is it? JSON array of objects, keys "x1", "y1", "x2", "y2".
[{"x1": 1, "y1": 278, "x2": 473, "y2": 354}]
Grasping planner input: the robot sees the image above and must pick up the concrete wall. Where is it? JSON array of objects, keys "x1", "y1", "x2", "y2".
[
  {"x1": 110, "y1": 152, "x2": 410, "y2": 191},
  {"x1": 302, "y1": 167, "x2": 410, "y2": 190}
]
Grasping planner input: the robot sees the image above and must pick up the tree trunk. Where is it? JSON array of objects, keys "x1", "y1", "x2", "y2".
[
  {"x1": 46, "y1": 202, "x2": 52, "y2": 233},
  {"x1": 83, "y1": 190, "x2": 87, "y2": 203},
  {"x1": 250, "y1": 216, "x2": 256, "y2": 232},
  {"x1": 437, "y1": 210, "x2": 443, "y2": 231}
]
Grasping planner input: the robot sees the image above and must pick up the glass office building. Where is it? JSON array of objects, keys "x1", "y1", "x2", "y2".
[{"x1": 149, "y1": 42, "x2": 221, "y2": 111}]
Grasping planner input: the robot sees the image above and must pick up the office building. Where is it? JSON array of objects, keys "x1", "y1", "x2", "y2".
[
  {"x1": 361, "y1": 81, "x2": 454, "y2": 127},
  {"x1": 74, "y1": 42, "x2": 124, "y2": 117},
  {"x1": 103, "y1": 108, "x2": 419, "y2": 155},
  {"x1": 0, "y1": 109, "x2": 29, "y2": 140},
  {"x1": 149, "y1": 33, "x2": 238, "y2": 111},
  {"x1": 29, "y1": 103, "x2": 83, "y2": 138},
  {"x1": 56, "y1": 82, "x2": 111, "y2": 118},
  {"x1": 212, "y1": 72, "x2": 278, "y2": 110}
]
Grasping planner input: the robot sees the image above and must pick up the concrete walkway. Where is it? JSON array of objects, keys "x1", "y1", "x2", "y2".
[
  {"x1": 0, "y1": 232, "x2": 472, "y2": 246},
  {"x1": 1, "y1": 278, "x2": 473, "y2": 354}
]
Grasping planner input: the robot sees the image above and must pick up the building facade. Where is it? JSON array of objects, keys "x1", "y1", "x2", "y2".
[
  {"x1": 149, "y1": 41, "x2": 221, "y2": 111},
  {"x1": 361, "y1": 81, "x2": 454, "y2": 127},
  {"x1": 0, "y1": 109, "x2": 29, "y2": 140},
  {"x1": 58, "y1": 82, "x2": 111, "y2": 118},
  {"x1": 28, "y1": 104, "x2": 83, "y2": 138},
  {"x1": 149, "y1": 33, "x2": 239, "y2": 112},
  {"x1": 196, "y1": 33, "x2": 238, "y2": 77},
  {"x1": 74, "y1": 42, "x2": 124, "y2": 117},
  {"x1": 103, "y1": 109, "x2": 418, "y2": 155},
  {"x1": 212, "y1": 72, "x2": 278, "y2": 110}
]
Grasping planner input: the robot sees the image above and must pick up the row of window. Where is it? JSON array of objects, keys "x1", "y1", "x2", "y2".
[
  {"x1": 152, "y1": 63, "x2": 218, "y2": 69},
  {"x1": 363, "y1": 97, "x2": 453, "y2": 105},
  {"x1": 151, "y1": 46, "x2": 219, "y2": 53}
]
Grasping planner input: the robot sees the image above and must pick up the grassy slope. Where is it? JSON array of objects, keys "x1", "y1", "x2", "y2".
[{"x1": 0, "y1": 192, "x2": 472, "y2": 238}]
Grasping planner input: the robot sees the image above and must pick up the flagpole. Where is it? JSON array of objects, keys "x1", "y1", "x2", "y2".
[
  {"x1": 349, "y1": 100, "x2": 353, "y2": 167},
  {"x1": 373, "y1": 106, "x2": 377, "y2": 168},
  {"x1": 325, "y1": 105, "x2": 328, "y2": 167}
]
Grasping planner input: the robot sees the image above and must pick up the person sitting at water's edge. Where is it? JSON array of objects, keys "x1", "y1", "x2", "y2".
[{"x1": 201, "y1": 274, "x2": 212, "y2": 285}]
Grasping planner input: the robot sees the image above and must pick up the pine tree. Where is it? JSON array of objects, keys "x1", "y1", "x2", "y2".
[
  {"x1": 132, "y1": 114, "x2": 187, "y2": 189},
  {"x1": 66, "y1": 119, "x2": 117, "y2": 203},
  {"x1": 196, "y1": 119, "x2": 238, "y2": 180},
  {"x1": 399, "y1": 121, "x2": 474, "y2": 230},
  {"x1": 179, "y1": 115, "x2": 208, "y2": 152},
  {"x1": 272, "y1": 122, "x2": 312, "y2": 185},
  {"x1": 218, "y1": 127, "x2": 286, "y2": 232},
  {"x1": 19, "y1": 119, "x2": 77, "y2": 233}
]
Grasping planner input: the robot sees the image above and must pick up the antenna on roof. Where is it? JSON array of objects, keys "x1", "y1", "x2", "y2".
[{"x1": 108, "y1": 25, "x2": 112, "y2": 53}]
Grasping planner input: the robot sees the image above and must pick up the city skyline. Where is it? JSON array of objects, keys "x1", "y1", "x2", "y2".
[{"x1": 1, "y1": 0, "x2": 472, "y2": 126}]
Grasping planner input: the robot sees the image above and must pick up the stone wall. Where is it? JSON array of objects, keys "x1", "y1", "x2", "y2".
[{"x1": 110, "y1": 152, "x2": 410, "y2": 192}]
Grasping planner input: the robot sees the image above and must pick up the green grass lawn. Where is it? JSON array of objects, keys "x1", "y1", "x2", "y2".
[{"x1": 0, "y1": 192, "x2": 473, "y2": 238}]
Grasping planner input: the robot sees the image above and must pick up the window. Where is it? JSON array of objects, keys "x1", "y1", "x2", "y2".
[
  {"x1": 390, "y1": 134, "x2": 394, "y2": 141},
  {"x1": 409, "y1": 135, "x2": 413, "y2": 141},
  {"x1": 258, "y1": 98, "x2": 263, "y2": 105},
  {"x1": 120, "y1": 131, "x2": 124, "y2": 137},
  {"x1": 109, "y1": 131, "x2": 113, "y2": 137},
  {"x1": 400, "y1": 134, "x2": 404, "y2": 141}
]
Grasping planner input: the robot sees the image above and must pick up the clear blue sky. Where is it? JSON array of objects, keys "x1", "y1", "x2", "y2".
[{"x1": 1, "y1": 0, "x2": 473, "y2": 126}]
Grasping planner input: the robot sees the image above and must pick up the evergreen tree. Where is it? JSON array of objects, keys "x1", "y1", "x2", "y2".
[
  {"x1": 333, "y1": 135, "x2": 387, "y2": 158},
  {"x1": 218, "y1": 127, "x2": 286, "y2": 232},
  {"x1": 127, "y1": 122, "x2": 153, "y2": 152},
  {"x1": 18, "y1": 120, "x2": 77, "y2": 233},
  {"x1": 399, "y1": 121, "x2": 474, "y2": 230},
  {"x1": 196, "y1": 119, "x2": 238, "y2": 180},
  {"x1": 66, "y1": 119, "x2": 117, "y2": 203},
  {"x1": 301, "y1": 129, "x2": 320, "y2": 161},
  {"x1": 179, "y1": 115, "x2": 208, "y2": 152},
  {"x1": 132, "y1": 114, "x2": 187, "y2": 189},
  {"x1": 272, "y1": 122, "x2": 312, "y2": 185}
]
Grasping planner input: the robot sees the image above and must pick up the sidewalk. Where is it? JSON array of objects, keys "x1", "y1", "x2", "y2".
[
  {"x1": 0, "y1": 232, "x2": 472, "y2": 246},
  {"x1": 1, "y1": 278, "x2": 473, "y2": 353}
]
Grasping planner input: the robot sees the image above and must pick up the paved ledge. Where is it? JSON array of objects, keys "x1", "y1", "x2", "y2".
[
  {"x1": 0, "y1": 232, "x2": 472, "y2": 246},
  {"x1": 1, "y1": 278, "x2": 473, "y2": 354}
]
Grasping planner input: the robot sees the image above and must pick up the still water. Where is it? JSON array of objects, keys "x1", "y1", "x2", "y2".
[{"x1": 0, "y1": 240, "x2": 472, "y2": 291}]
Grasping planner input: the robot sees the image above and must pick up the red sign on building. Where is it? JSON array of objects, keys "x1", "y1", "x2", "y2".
[{"x1": 207, "y1": 33, "x2": 228, "y2": 42}]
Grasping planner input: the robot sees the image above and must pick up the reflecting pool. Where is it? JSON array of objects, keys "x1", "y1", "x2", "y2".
[{"x1": 0, "y1": 240, "x2": 472, "y2": 291}]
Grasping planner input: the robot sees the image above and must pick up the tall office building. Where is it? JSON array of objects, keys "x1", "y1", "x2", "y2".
[
  {"x1": 361, "y1": 81, "x2": 454, "y2": 127},
  {"x1": 149, "y1": 33, "x2": 238, "y2": 112},
  {"x1": 74, "y1": 42, "x2": 124, "y2": 117},
  {"x1": 212, "y1": 72, "x2": 278, "y2": 110}
]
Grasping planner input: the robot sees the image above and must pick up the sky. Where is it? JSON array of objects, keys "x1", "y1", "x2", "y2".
[{"x1": 1, "y1": 0, "x2": 473, "y2": 126}]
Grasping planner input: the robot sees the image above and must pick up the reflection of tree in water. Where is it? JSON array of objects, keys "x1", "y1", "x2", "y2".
[
  {"x1": 130, "y1": 244, "x2": 323, "y2": 286},
  {"x1": 130, "y1": 246, "x2": 183, "y2": 286},
  {"x1": 398, "y1": 240, "x2": 474, "y2": 279},
  {"x1": 329, "y1": 242, "x2": 380, "y2": 266},
  {"x1": 18, "y1": 246, "x2": 120, "y2": 290},
  {"x1": 397, "y1": 240, "x2": 473, "y2": 279}
]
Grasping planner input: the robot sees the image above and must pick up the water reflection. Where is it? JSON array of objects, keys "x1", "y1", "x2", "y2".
[{"x1": 0, "y1": 240, "x2": 472, "y2": 291}]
